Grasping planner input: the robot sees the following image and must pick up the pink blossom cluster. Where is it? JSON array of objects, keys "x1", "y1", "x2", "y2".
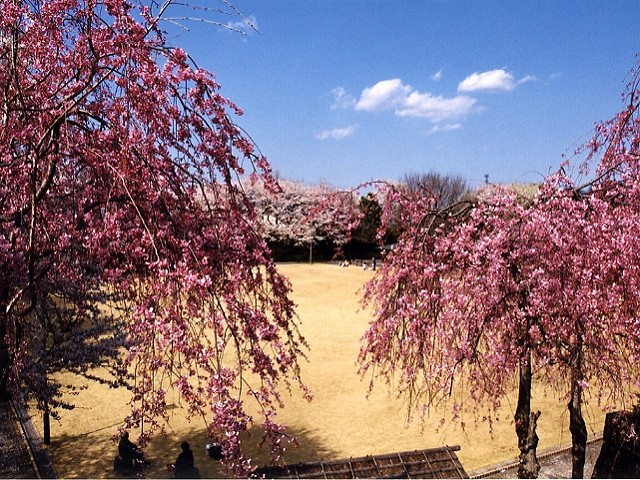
[
  {"x1": 359, "y1": 62, "x2": 640, "y2": 477},
  {"x1": 244, "y1": 179, "x2": 359, "y2": 261},
  {"x1": 0, "y1": 0, "x2": 308, "y2": 474}
]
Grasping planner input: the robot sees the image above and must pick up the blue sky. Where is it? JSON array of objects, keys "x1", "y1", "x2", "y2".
[{"x1": 166, "y1": 1, "x2": 640, "y2": 189}]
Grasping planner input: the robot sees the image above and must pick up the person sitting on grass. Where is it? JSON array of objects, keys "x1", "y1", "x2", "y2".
[
  {"x1": 118, "y1": 431, "x2": 145, "y2": 466},
  {"x1": 174, "y1": 441, "x2": 199, "y2": 478}
]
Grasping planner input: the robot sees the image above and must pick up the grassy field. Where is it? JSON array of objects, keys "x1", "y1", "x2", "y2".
[{"x1": 33, "y1": 263, "x2": 607, "y2": 478}]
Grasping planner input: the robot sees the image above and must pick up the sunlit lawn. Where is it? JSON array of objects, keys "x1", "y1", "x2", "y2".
[{"x1": 33, "y1": 263, "x2": 607, "y2": 478}]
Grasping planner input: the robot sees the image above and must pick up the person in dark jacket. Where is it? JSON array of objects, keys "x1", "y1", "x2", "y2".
[
  {"x1": 115, "y1": 431, "x2": 146, "y2": 472},
  {"x1": 174, "y1": 441, "x2": 199, "y2": 478},
  {"x1": 118, "y1": 431, "x2": 144, "y2": 464}
]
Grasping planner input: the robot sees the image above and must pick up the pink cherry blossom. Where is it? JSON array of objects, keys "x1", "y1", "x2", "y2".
[
  {"x1": 0, "y1": 0, "x2": 308, "y2": 473},
  {"x1": 360, "y1": 61, "x2": 640, "y2": 478}
]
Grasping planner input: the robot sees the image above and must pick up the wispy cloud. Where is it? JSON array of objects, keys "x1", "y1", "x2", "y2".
[
  {"x1": 223, "y1": 14, "x2": 259, "y2": 34},
  {"x1": 516, "y1": 75, "x2": 537, "y2": 86},
  {"x1": 330, "y1": 87, "x2": 356, "y2": 109},
  {"x1": 354, "y1": 79, "x2": 476, "y2": 122},
  {"x1": 315, "y1": 124, "x2": 358, "y2": 140},
  {"x1": 428, "y1": 123, "x2": 462, "y2": 135},
  {"x1": 458, "y1": 68, "x2": 535, "y2": 92},
  {"x1": 432, "y1": 66, "x2": 445, "y2": 81}
]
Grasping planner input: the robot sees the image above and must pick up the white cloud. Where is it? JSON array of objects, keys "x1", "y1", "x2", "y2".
[
  {"x1": 355, "y1": 79, "x2": 412, "y2": 112},
  {"x1": 354, "y1": 79, "x2": 476, "y2": 122},
  {"x1": 223, "y1": 14, "x2": 259, "y2": 34},
  {"x1": 516, "y1": 75, "x2": 538, "y2": 86},
  {"x1": 397, "y1": 91, "x2": 476, "y2": 122},
  {"x1": 432, "y1": 67, "x2": 444, "y2": 81},
  {"x1": 315, "y1": 124, "x2": 358, "y2": 140},
  {"x1": 428, "y1": 123, "x2": 462, "y2": 135},
  {"x1": 457, "y1": 69, "x2": 537, "y2": 93},
  {"x1": 330, "y1": 87, "x2": 356, "y2": 109},
  {"x1": 458, "y1": 69, "x2": 515, "y2": 92}
]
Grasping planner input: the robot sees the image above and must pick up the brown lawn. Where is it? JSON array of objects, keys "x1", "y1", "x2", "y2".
[{"x1": 32, "y1": 263, "x2": 607, "y2": 478}]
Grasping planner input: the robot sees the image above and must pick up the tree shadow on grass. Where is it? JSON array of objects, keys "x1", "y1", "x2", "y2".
[{"x1": 44, "y1": 421, "x2": 340, "y2": 478}]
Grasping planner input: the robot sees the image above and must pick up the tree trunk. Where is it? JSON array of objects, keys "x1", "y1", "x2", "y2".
[
  {"x1": 43, "y1": 402, "x2": 51, "y2": 445},
  {"x1": 0, "y1": 287, "x2": 10, "y2": 402},
  {"x1": 568, "y1": 348, "x2": 587, "y2": 479},
  {"x1": 515, "y1": 351, "x2": 541, "y2": 479},
  {"x1": 0, "y1": 315, "x2": 9, "y2": 402}
]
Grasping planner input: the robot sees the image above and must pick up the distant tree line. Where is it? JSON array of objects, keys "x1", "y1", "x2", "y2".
[{"x1": 244, "y1": 172, "x2": 473, "y2": 263}]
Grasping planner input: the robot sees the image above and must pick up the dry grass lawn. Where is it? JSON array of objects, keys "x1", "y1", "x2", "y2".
[{"x1": 33, "y1": 263, "x2": 607, "y2": 478}]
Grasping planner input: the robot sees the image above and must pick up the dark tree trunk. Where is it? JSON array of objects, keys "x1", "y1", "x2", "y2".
[
  {"x1": 568, "y1": 349, "x2": 587, "y2": 479},
  {"x1": 0, "y1": 287, "x2": 10, "y2": 402},
  {"x1": 515, "y1": 352, "x2": 541, "y2": 479},
  {"x1": 43, "y1": 403, "x2": 51, "y2": 445},
  {"x1": 0, "y1": 316, "x2": 9, "y2": 402}
]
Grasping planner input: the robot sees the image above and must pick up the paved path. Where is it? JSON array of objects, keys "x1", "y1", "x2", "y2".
[
  {"x1": 0, "y1": 402, "x2": 39, "y2": 479},
  {"x1": 470, "y1": 436, "x2": 603, "y2": 479}
]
